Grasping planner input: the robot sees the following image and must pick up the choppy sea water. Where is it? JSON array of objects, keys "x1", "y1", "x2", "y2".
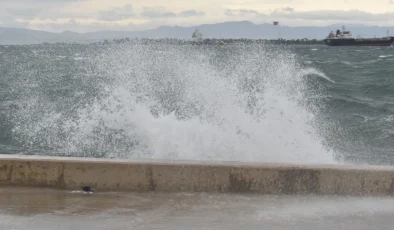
[{"x1": 0, "y1": 42, "x2": 393, "y2": 165}]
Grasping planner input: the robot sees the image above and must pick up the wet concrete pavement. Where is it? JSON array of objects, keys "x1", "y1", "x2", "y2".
[{"x1": 1, "y1": 187, "x2": 394, "y2": 230}]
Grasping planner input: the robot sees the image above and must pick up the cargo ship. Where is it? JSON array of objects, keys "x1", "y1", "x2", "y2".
[{"x1": 323, "y1": 26, "x2": 394, "y2": 46}]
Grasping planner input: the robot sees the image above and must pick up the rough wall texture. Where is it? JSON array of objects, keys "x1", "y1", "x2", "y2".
[{"x1": 1, "y1": 156, "x2": 394, "y2": 196}]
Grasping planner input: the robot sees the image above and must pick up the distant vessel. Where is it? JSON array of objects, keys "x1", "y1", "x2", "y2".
[
  {"x1": 191, "y1": 29, "x2": 203, "y2": 42},
  {"x1": 324, "y1": 26, "x2": 394, "y2": 46}
]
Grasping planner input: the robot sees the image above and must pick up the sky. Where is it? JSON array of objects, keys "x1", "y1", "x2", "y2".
[{"x1": 1, "y1": 0, "x2": 394, "y2": 33}]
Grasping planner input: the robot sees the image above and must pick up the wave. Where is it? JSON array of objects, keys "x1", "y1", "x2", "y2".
[
  {"x1": 297, "y1": 67, "x2": 335, "y2": 83},
  {"x1": 324, "y1": 95, "x2": 391, "y2": 112},
  {"x1": 341, "y1": 59, "x2": 380, "y2": 66},
  {"x1": 6, "y1": 43, "x2": 336, "y2": 164},
  {"x1": 379, "y1": 55, "x2": 393, "y2": 58}
]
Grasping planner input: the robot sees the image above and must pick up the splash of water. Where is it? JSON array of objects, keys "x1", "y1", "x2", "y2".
[{"x1": 8, "y1": 43, "x2": 336, "y2": 164}]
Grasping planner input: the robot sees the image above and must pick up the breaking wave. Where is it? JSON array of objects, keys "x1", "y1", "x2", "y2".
[{"x1": 6, "y1": 43, "x2": 336, "y2": 164}]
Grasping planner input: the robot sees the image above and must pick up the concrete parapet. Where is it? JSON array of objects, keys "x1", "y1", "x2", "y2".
[{"x1": 1, "y1": 155, "x2": 394, "y2": 196}]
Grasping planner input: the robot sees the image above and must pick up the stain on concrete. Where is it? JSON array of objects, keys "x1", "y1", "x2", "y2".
[
  {"x1": 228, "y1": 172, "x2": 253, "y2": 193},
  {"x1": 7, "y1": 165, "x2": 13, "y2": 182},
  {"x1": 137, "y1": 182, "x2": 144, "y2": 191},
  {"x1": 0, "y1": 164, "x2": 10, "y2": 184},
  {"x1": 278, "y1": 169, "x2": 321, "y2": 195},
  {"x1": 148, "y1": 166, "x2": 157, "y2": 191},
  {"x1": 57, "y1": 164, "x2": 65, "y2": 188},
  {"x1": 0, "y1": 164, "x2": 8, "y2": 171},
  {"x1": 360, "y1": 176, "x2": 366, "y2": 193},
  {"x1": 388, "y1": 177, "x2": 394, "y2": 195}
]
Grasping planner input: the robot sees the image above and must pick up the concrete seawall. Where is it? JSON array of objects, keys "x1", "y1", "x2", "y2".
[{"x1": 1, "y1": 155, "x2": 394, "y2": 196}]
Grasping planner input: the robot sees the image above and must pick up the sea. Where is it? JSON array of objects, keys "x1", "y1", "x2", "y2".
[{"x1": 0, "y1": 42, "x2": 393, "y2": 166}]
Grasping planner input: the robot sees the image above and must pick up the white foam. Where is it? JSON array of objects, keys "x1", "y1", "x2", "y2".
[
  {"x1": 74, "y1": 57, "x2": 86, "y2": 60},
  {"x1": 8, "y1": 43, "x2": 336, "y2": 164},
  {"x1": 297, "y1": 67, "x2": 335, "y2": 83},
  {"x1": 341, "y1": 61, "x2": 352, "y2": 65}
]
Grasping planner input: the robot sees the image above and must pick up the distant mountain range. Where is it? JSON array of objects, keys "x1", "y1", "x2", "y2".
[{"x1": 0, "y1": 21, "x2": 393, "y2": 45}]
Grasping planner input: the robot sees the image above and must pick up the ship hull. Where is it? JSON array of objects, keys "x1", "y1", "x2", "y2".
[{"x1": 324, "y1": 37, "x2": 394, "y2": 46}]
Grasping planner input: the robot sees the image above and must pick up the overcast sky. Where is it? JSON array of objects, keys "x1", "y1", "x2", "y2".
[{"x1": 1, "y1": 0, "x2": 394, "y2": 33}]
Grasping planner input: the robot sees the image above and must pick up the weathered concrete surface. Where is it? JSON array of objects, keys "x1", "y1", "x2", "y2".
[
  {"x1": 1, "y1": 187, "x2": 394, "y2": 230},
  {"x1": 1, "y1": 154, "x2": 394, "y2": 196}
]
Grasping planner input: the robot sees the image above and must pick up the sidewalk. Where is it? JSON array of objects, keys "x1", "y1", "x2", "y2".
[{"x1": 1, "y1": 187, "x2": 394, "y2": 230}]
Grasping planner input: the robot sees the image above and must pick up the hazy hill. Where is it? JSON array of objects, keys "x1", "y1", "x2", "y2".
[{"x1": 0, "y1": 21, "x2": 393, "y2": 45}]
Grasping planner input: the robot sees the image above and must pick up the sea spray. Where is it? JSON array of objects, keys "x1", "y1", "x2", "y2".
[{"x1": 7, "y1": 42, "x2": 336, "y2": 164}]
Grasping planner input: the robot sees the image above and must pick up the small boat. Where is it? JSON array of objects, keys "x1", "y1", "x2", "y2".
[{"x1": 324, "y1": 26, "x2": 394, "y2": 46}]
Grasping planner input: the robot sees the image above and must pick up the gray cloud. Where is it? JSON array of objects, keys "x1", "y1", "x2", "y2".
[
  {"x1": 30, "y1": 19, "x2": 139, "y2": 33},
  {"x1": 97, "y1": 4, "x2": 135, "y2": 21},
  {"x1": 0, "y1": 12, "x2": 30, "y2": 28},
  {"x1": 6, "y1": 8, "x2": 42, "y2": 19},
  {"x1": 140, "y1": 7, "x2": 204, "y2": 18},
  {"x1": 179, "y1": 10, "x2": 205, "y2": 17},
  {"x1": 225, "y1": 9, "x2": 261, "y2": 17},
  {"x1": 272, "y1": 9, "x2": 394, "y2": 21},
  {"x1": 6, "y1": 8, "x2": 42, "y2": 20},
  {"x1": 141, "y1": 7, "x2": 176, "y2": 18},
  {"x1": 282, "y1": 7, "x2": 294, "y2": 12},
  {"x1": 1, "y1": 0, "x2": 90, "y2": 21},
  {"x1": 225, "y1": 8, "x2": 394, "y2": 22}
]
